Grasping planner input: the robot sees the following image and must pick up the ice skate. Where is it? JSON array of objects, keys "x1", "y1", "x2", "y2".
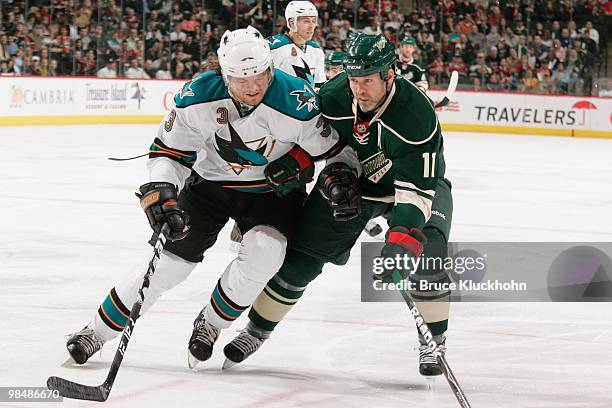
[
  {"x1": 64, "y1": 325, "x2": 105, "y2": 366},
  {"x1": 187, "y1": 308, "x2": 220, "y2": 369},
  {"x1": 222, "y1": 329, "x2": 266, "y2": 370},
  {"x1": 419, "y1": 337, "x2": 446, "y2": 377}
]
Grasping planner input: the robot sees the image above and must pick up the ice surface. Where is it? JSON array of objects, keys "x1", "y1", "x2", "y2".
[{"x1": 1, "y1": 125, "x2": 611, "y2": 407}]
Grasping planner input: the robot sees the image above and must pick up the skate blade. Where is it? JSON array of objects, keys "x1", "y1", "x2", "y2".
[
  {"x1": 187, "y1": 352, "x2": 201, "y2": 369},
  {"x1": 61, "y1": 355, "x2": 77, "y2": 367},
  {"x1": 423, "y1": 376, "x2": 438, "y2": 390},
  {"x1": 221, "y1": 358, "x2": 237, "y2": 370}
]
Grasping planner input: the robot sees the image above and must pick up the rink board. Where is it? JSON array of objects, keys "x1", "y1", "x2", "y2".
[{"x1": 0, "y1": 76, "x2": 610, "y2": 139}]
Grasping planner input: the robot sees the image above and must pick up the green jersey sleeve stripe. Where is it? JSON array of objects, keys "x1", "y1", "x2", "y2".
[
  {"x1": 362, "y1": 195, "x2": 395, "y2": 203},
  {"x1": 395, "y1": 189, "x2": 433, "y2": 220},
  {"x1": 394, "y1": 184, "x2": 435, "y2": 200},
  {"x1": 394, "y1": 180, "x2": 436, "y2": 198}
]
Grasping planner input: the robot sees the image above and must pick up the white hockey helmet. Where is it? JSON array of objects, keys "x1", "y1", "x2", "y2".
[
  {"x1": 285, "y1": 1, "x2": 318, "y2": 32},
  {"x1": 218, "y1": 26, "x2": 273, "y2": 82}
]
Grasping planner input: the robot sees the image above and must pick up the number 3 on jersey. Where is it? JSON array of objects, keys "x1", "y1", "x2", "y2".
[{"x1": 422, "y1": 152, "x2": 437, "y2": 178}]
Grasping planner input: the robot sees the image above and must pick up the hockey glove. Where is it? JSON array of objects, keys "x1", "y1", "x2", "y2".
[
  {"x1": 265, "y1": 145, "x2": 315, "y2": 196},
  {"x1": 373, "y1": 226, "x2": 427, "y2": 282},
  {"x1": 318, "y1": 162, "x2": 360, "y2": 221},
  {"x1": 137, "y1": 182, "x2": 190, "y2": 241}
]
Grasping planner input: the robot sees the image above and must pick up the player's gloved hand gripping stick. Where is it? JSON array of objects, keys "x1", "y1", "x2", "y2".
[{"x1": 137, "y1": 182, "x2": 190, "y2": 242}]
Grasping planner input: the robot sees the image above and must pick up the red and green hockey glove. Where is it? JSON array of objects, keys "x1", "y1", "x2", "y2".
[
  {"x1": 265, "y1": 145, "x2": 314, "y2": 196},
  {"x1": 374, "y1": 226, "x2": 427, "y2": 281}
]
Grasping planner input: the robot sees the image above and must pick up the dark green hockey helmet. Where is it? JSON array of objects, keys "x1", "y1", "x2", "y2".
[
  {"x1": 343, "y1": 33, "x2": 397, "y2": 79},
  {"x1": 325, "y1": 51, "x2": 345, "y2": 67},
  {"x1": 399, "y1": 36, "x2": 417, "y2": 46},
  {"x1": 347, "y1": 31, "x2": 362, "y2": 44}
]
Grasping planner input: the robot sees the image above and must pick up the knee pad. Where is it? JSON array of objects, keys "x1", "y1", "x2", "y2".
[
  {"x1": 148, "y1": 251, "x2": 197, "y2": 292},
  {"x1": 141, "y1": 250, "x2": 198, "y2": 312},
  {"x1": 238, "y1": 225, "x2": 287, "y2": 283},
  {"x1": 114, "y1": 250, "x2": 197, "y2": 299}
]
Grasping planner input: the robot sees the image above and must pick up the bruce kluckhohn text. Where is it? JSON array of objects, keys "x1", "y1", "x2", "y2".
[{"x1": 373, "y1": 279, "x2": 528, "y2": 292}]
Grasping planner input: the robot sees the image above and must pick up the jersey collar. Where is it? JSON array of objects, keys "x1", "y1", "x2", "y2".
[
  {"x1": 350, "y1": 82, "x2": 396, "y2": 147},
  {"x1": 351, "y1": 81, "x2": 396, "y2": 128},
  {"x1": 284, "y1": 33, "x2": 308, "y2": 52}
]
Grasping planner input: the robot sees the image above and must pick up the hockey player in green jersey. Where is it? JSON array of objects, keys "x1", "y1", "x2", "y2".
[
  {"x1": 324, "y1": 51, "x2": 345, "y2": 80},
  {"x1": 223, "y1": 33, "x2": 453, "y2": 377},
  {"x1": 395, "y1": 36, "x2": 429, "y2": 93}
]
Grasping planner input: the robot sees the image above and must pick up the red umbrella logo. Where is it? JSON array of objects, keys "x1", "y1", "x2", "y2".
[{"x1": 572, "y1": 100, "x2": 598, "y2": 126}]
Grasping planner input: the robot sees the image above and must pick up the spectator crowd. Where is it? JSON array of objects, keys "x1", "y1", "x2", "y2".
[{"x1": 0, "y1": 0, "x2": 610, "y2": 95}]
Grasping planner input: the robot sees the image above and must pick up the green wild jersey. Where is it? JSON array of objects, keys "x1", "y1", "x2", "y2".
[
  {"x1": 319, "y1": 72, "x2": 444, "y2": 231},
  {"x1": 395, "y1": 59, "x2": 428, "y2": 92}
]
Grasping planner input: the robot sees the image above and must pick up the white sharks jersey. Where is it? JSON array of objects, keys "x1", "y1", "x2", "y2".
[
  {"x1": 268, "y1": 34, "x2": 326, "y2": 88},
  {"x1": 148, "y1": 70, "x2": 344, "y2": 193}
]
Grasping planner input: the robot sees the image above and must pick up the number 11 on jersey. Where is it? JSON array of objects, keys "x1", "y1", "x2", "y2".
[{"x1": 422, "y1": 152, "x2": 437, "y2": 178}]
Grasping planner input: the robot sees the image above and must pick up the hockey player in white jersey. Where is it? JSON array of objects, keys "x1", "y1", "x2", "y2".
[
  {"x1": 228, "y1": 1, "x2": 327, "y2": 247},
  {"x1": 268, "y1": 1, "x2": 326, "y2": 88},
  {"x1": 63, "y1": 26, "x2": 350, "y2": 368}
]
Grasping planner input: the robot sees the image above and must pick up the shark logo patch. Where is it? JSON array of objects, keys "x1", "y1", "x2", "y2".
[
  {"x1": 214, "y1": 123, "x2": 269, "y2": 174},
  {"x1": 292, "y1": 58, "x2": 314, "y2": 86},
  {"x1": 179, "y1": 82, "x2": 195, "y2": 99},
  {"x1": 290, "y1": 86, "x2": 318, "y2": 112}
]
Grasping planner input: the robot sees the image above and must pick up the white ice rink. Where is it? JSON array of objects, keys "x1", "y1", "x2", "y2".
[{"x1": 1, "y1": 125, "x2": 612, "y2": 407}]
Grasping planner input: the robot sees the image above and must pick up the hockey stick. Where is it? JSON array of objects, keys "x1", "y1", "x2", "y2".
[
  {"x1": 47, "y1": 223, "x2": 171, "y2": 402},
  {"x1": 108, "y1": 153, "x2": 148, "y2": 161},
  {"x1": 391, "y1": 270, "x2": 471, "y2": 408},
  {"x1": 435, "y1": 70, "x2": 459, "y2": 109}
]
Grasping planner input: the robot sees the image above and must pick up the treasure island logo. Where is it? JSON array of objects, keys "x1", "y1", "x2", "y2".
[
  {"x1": 85, "y1": 82, "x2": 146, "y2": 110},
  {"x1": 131, "y1": 82, "x2": 145, "y2": 109}
]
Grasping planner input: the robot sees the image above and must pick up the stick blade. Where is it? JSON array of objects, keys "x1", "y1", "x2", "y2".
[
  {"x1": 47, "y1": 376, "x2": 110, "y2": 402},
  {"x1": 447, "y1": 70, "x2": 459, "y2": 97},
  {"x1": 435, "y1": 96, "x2": 450, "y2": 108}
]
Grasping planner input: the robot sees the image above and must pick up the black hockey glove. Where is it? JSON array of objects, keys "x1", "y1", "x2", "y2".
[
  {"x1": 373, "y1": 226, "x2": 427, "y2": 282},
  {"x1": 317, "y1": 162, "x2": 360, "y2": 221},
  {"x1": 136, "y1": 182, "x2": 190, "y2": 241},
  {"x1": 265, "y1": 145, "x2": 315, "y2": 196}
]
